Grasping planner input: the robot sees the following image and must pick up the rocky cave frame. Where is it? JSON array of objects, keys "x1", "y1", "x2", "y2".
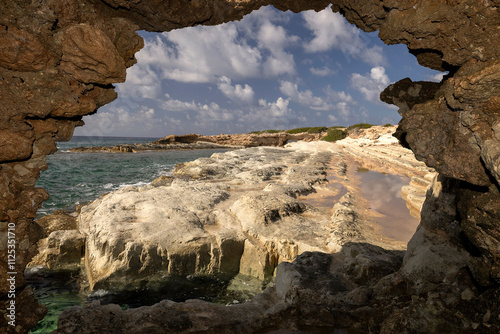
[{"x1": 1, "y1": 0, "x2": 499, "y2": 333}]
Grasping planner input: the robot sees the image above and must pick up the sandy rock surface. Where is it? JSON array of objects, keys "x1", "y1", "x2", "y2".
[{"x1": 56, "y1": 130, "x2": 432, "y2": 294}]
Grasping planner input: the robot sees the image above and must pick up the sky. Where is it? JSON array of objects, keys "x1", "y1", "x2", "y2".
[{"x1": 74, "y1": 5, "x2": 445, "y2": 138}]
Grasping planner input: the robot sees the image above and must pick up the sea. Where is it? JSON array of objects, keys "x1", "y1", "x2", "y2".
[
  {"x1": 36, "y1": 136, "x2": 231, "y2": 218},
  {"x1": 29, "y1": 136, "x2": 234, "y2": 333}
]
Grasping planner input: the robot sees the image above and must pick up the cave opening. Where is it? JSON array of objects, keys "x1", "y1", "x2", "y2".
[
  {"x1": 2, "y1": 1, "x2": 499, "y2": 333},
  {"x1": 27, "y1": 5, "x2": 447, "y2": 333}
]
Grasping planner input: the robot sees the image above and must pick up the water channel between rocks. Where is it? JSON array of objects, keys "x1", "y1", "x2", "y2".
[{"x1": 356, "y1": 166, "x2": 420, "y2": 243}]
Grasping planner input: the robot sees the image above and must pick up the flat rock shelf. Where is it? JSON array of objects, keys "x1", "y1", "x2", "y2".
[{"x1": 27, "y1": 127, "x2": 437, "y2": 332}]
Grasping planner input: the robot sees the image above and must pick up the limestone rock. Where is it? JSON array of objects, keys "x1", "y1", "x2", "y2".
[
  {"x1": 28, "y1": 211, "x2": 83, "y2": 271},
  {"x1": 78, "y1": 181, "x2": 241, "y2": 291},
  {"x1": 75, "y1": 146, "x2": 338, "y2": 291},
  {"x1": 395, "y1": 97, "x2": 491, "y2": 186},
  {"x1": 34, "y1": 210, "x2": 78, "y2": 238},
  {"x1": 59, "y1": 24, "x2": 127, "y2": 85},
  {"x1": 153, "y1": 131, "x2": 326, "y2": 148},
  {"x1": 0, "y1": 129, "x2": 34, "y2": 163},
  {"x1": 29, "y1": 230, "x2": 85, "y2": 271},
  {"x1": 0, "y1": 25, "x2": 53, "y2": 72}
]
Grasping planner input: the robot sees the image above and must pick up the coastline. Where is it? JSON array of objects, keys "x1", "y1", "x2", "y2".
[
  {"x1": 30, "y1": 125, "x2": 436, "y2": 332},
  {"x1": 67, "y1": 131, "x2": 327, "y2": 153}
]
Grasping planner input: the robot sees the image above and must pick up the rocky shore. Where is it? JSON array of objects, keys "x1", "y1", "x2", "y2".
[
  {"x1": 27, "y1": 126, "x2": 445, "y2": 332},
  {"x1": 68, "y1": 132, "x2": 326, "y2": 153}
]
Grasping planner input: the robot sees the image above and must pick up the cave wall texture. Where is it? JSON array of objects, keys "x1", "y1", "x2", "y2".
[{"x1": 0, "y1": 0, "x2": 499, "y2": 333}]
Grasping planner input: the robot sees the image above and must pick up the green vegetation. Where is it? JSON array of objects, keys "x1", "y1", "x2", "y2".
[
  {"x1": 346, "y1": 123, "x2": 374, "y2": 131},
  {"x1": 383, "y1": 123, "x2": 393, "y2": 127},
  {"x1": 321, "y1": 128, "x2": 347, "y2": 142},
  {"x1": 285, "y1": 126, "x2": 327, "y2": 134},
  {"x1": 249, "y1": 129, "x2": 283, "y2": 134}
]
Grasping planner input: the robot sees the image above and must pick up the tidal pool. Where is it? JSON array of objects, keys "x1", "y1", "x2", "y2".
[{"x1": 356, "y1": 167, "x2": 420, "y2": 243}]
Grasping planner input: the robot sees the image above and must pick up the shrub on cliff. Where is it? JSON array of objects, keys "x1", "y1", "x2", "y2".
[
  {"x1": 250, "y1": 129, "x2": 283, "y2": 134},
  {"x1": 286, "y1": 127, "x2": 327, "y2": 134},
  {"x1": 347, "y1": 123, "x2": 374, "y2": 131},
  {"x1": 321, "y1": 128, "x2": 347, "y2": 142}
]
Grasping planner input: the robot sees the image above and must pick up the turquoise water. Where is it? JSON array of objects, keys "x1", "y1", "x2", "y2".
[
  {"x1": 30, "y1": 136, "x2": 233, "y2": 333},
  {"x1": 36, "y1": 136, "x2": 230, "y2": 218}
]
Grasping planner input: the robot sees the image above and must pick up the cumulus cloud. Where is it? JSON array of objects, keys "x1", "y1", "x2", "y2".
[
  {"x1": 161, "y1": 94, "x2": 198, "y2": 111},
  {"x1": 257, "y1": 97, "x2": 291, "y2": 118},
  {"x1": 280, "y1": 81, "x2": 333, "y2": 111},
  {"x1": 159, "y1": 94, "x2": 298, "y2": 133},
  {"x1": 217, "y1": 76, "x2": 255, "y2": 103},
  {"x1": 350, "y1": 66, "x2": 390, "y2": 103},
  {"x1": 76, "y1": 106, "x2": 170, "y2": 137},
  {"x1": 117, "y1": 64, "x2": 162, "y2": 100},
  {"x1": 302, "y1": 7, "x2": 385, "y2": 66},
  {"x1": 129, "y1": 6, "x2": 298, "y2": 86},
  {"x1": 427, "y1": 72, "x2": 447, "y2": 82},
  {"x1": 257, "y1": 21, "x2": 298, "y2": 76},
  {"x1": 310, "y1": 66, "x2": 336, "y2": 76}
]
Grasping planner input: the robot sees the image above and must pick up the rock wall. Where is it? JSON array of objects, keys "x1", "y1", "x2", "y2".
[{"x1": 0, "y1": 0, "x2": 499, "y2": 333}]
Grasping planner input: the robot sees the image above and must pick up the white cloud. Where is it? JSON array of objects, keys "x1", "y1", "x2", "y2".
[
  {"x1": 302, "y1": 7, "x2": 385, "y2": 66},
  {"x1": 310, "y1": 66, "x2": 336, "y2": 76},
  {"x1": 258, "y1": 97, "x2": 291, "y2": 117},
  {"x1": 161, "y1": 95, "x2": 198, "y2": 111},
  {"x1": 117, "y1": 64, "x2": 162, "y2": 100},
  {"x1": 323, "y1": 86, "x2": 354, "y2": 103},
  {"x1": 350, "y1": 66, "x2": 390, "y2": 103},
  {"x1": 217, "y1": 76, "x2": 255, "y2": 103},
  {"x1": 257, "y1": 21, "x2": 298, "y2": 76},
  {"x1": 328, "y1": 114, "x2": 338, "y2": 122},
  {"x1": 427, "y1": 72, "x2": 447, "y2": 82},
  {"x1": 280, "y1": 81, "x2": 333, "y2": 111},
  {"x1": 76, "y1": 106, "x2": 170, "y2": 137},
  {"x1": 129, "y1": 6, "x2": 298, "y2": 86},
  {"x1": 336, "y1": 102, "x2": 351, "y2": 119}
]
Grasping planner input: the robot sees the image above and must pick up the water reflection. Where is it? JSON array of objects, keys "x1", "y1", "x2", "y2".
[{"x1": 357, "y1": 167, "x2": 420, "y2": 242}]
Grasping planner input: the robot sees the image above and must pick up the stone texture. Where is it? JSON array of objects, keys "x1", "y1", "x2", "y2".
[
  {"x1": 28, "y1": 230, "x2": 85, "y2": 272},
  {"x1": 48, "y1": 138, "x2": 422, "y2": 299},
  {"x1": 75, "y1": 145, "x2": 346, "y2": 292},
  {"x1": 60, "y1": 24, "x2": 127, "y2": 85},
  {"x1": 0, "y1": 25, "x2": 53, "y2": 72},
  {"x1": 380, "y1": 78, "x2": 441, "y2": 116},
  {"x1": 151, "y1": 131, "x2": 326, "y2": 149}
]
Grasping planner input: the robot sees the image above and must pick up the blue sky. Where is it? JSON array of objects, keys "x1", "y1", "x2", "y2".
[{"x1": 74, "y1": 5, "x2": 444, "y2": 138}]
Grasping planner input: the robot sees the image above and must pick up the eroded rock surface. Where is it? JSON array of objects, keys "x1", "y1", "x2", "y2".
[
  {"x1": 76, "y1": 143, "x2": 407, "y2": 293},
  {"x1": 1, "y1": 0, "x2": 499, "y2": 333}
]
